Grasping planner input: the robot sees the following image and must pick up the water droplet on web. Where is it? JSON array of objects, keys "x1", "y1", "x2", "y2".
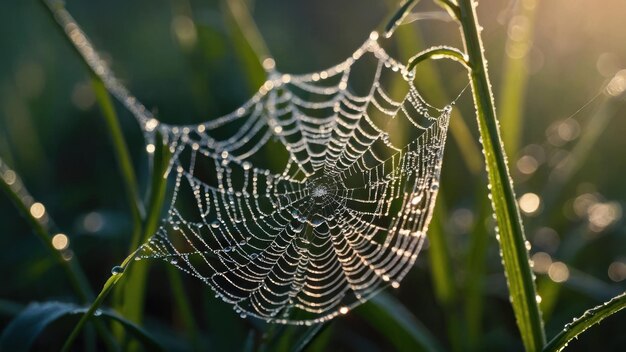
[
  {"x1": 291, "y1": 221, "x2": 305, "y2": 233},
  {"x1": 311, "y1": 217, "x2": 324, "y2": 227},
  {"x1": 290, "y1": 208, "x2": 302, "y2": 219},
  {"x1": 94, "y1": 309, "x2": 103, "y2": 317},
  {"x1": 112, "y1": 28, "x2": 458, "y2": 325},
  {"x1": 111, "y1": 266, "x2": 124, "y2": 275}
]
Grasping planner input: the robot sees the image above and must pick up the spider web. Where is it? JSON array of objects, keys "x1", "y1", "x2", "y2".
[{"x1": 50, "y1": 3, "x2": 454, "y2": 324}]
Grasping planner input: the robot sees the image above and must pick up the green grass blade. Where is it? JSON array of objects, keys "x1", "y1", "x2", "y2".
[
  {"x1": 427, "y1": 199, "x2": 463, "y2": 351},
  {"x1": 119, "y1": 135, "x2": 171, "y2": 328},
  {"x1": 1, "y1": 301, "x2": 85, "y2": 352},
  {"x1": 166, "y1": 265, "x2": 201, "y2": 350},
  {"x1": 225, "y1": 0, "x2": 272, "y2": 64},
  {"x1": 498, "y1": 0, "x2": 538, "y2": 157},
  {"x1": 61, "y1": 250, "x2": 139, "y2": 352},
  {"x1": 291, "y1": 324, "x2": 327, "y2": 352},
  {"x1": 357, "y1": 292, "x2": 443, "y2": 352},
  {"x1": 463, "y1": 192, "x2": 491, "y2": 348},
  {"x1": 222, "y1": 0, "x2": 268, "y2": 92},
  {"x1": 91, "y1": 78, "x2": 144, "y2": 276},
  {"x1": 91, "y1": 78, "x2": 145, "y2": 236},
  {"x1": 454, "y1": 0, "x2": 546, "y2": 350},
  {"x1": 382, "y1": 0, "x2": 418, "y2": 37},
  {"x1": 543, "y1": 291, "x2": 626, "y2": 352},
  {"x1": 0, "y1": 159, "x2": 92, "y2": 302},
  {"x1": 0, "y1": 301, "x2": 162, "y2": 352},
  {"x1": 428, "y1": 200, "x2": 456, "y2": 309},
  {"x1": 392, "y1": 14, "x2": 482, "y2": 175},
  {"x1": 1, "y1": 159, "x2": 119, "y2": 350}
]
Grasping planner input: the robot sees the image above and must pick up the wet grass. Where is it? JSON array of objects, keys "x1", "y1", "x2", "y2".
[{"x1": 1, "y1": 0, "x2": 625, "y2": 351}]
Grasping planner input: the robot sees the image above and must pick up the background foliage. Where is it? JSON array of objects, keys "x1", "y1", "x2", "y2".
[{"x1": 1, "y1": 0, "x2": 625, "y2": 350}]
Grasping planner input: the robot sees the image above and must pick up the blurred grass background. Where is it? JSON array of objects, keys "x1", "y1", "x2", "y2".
[{"x1": 1, "y1": 0, "x2": 626, "y2": 350}]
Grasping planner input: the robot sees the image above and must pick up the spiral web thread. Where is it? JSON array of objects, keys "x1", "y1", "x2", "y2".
[{"x1": 50, "y1": 3, "x2": 454, "y2": 324}]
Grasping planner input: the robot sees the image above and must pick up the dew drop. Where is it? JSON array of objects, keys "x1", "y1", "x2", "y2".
[
  {"x1": 310, "y1": 217, "x2": 325, "y2": 227},
  {"x1": 290, "y1": 208, "x2": 302, "y2": 219},
  {"x1": 94, "y1": 309, "x2": 103, "y2": 317},
  {"x1": 211, "y1": 221, "x2": 220, "y2": 229},
  {"x1": 291, "y1": 221, "x2": 305, "y2": 233},
  {"x1": 111, "y1": 266, "x2": 124, "y2": 275}
]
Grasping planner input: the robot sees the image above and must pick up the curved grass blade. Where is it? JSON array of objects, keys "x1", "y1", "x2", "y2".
[
  {"x1": 0, "y1": 159, "x2": 92, "y2": 302},
  {"x1": 383, "y1": 0, "x2": 418, "y2": 38},
  {"x1": 60, "y1": 248, "x2": 140, "y2": 352},
  {"x1": 0, "y1": 301, "x2": 162, "y2": 352},
  {"x1": 543, "y1": 291, "x2": 626, "y2": 352},
  {"x1": 0, "y1": 159, "x2": 117, "y2": 350}
]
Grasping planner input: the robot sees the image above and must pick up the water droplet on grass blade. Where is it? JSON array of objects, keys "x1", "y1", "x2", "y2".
[{"x1": 111, "y1": 266, "x2": 124, "y2": 275}]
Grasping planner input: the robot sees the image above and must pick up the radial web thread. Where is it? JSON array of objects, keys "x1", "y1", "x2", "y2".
[{"x1": 52, "y1": 4, "x2": 454, "y2": 325}]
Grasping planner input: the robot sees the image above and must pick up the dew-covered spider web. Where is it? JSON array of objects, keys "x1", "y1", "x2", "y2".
[{"x1": 50, "y1": 2, "x2": 457, "y2": 324}]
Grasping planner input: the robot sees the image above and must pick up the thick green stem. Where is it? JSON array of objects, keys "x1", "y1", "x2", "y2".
[{"x1": 455, "y1": 0, "x2": 545, "y2": 350}]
